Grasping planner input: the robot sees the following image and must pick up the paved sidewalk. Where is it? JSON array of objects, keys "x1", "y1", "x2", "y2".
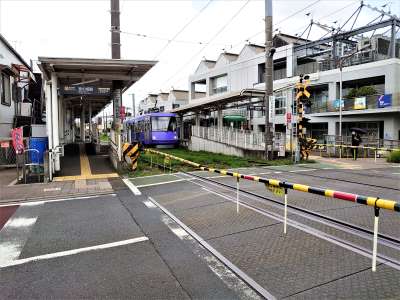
[
  {"x1": 309, "y1": 156, "x2": 396, "y2": 169},
  {"x1": 0, "y1": 178, "x2": 114, "y2": 204}
]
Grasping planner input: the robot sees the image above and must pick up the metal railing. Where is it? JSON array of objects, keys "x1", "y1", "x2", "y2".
[
  {"x1": 145, "y1": 148, "x2": 399, "y2": 272},
  {"x1": 191, "y1": 125, "x2": 285, "y2": 151}
]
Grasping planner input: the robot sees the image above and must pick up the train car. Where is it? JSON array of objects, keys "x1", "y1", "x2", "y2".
[{"x1": 125, "y1": 112, "x2": 179, "y2": 147}]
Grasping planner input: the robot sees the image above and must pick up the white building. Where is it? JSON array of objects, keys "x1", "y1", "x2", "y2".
[
  {"x1": 188, "y1": 31, "x2": 400, "y2": 145},
  {"x1": 0, "y1": 33, "x2": 33, "y2": 137},
  {"x1": 137, "y1": 89, "x2": 204, "y2": 115}
]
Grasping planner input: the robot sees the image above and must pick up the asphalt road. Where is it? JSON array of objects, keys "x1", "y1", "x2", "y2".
[
  {"x1": 0, "y1": 183, "x2": 251, "y2": 299},
  {"x1": 133, "y1": 162, "x2": 400, "y2": 299},
  {"x1": 1, "y1": 161, "x2": 399, "y2": 299}
]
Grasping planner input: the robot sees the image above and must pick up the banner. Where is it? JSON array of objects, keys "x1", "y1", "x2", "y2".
[
  {"x1": 11, "y1": 127, "x2": 24, "y2": 154},
  {"x1": 377, "y1": 94, "x2": 392, "y2": 108},
  {"x1": 333, "y1": 99, "x2": 344, "y2": 110},
  {"x1": 354, "y1": 97, "x2": 366, "y2": 110}
]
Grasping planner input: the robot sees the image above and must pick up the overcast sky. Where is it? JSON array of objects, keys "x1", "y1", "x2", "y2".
[{"x1": 0, "y1": 0, "x2": 398, "y2": 115}]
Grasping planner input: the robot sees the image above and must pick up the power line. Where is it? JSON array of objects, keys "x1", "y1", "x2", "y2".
[
  {"x1": 160, "y1": 0, "x2": 252, "y2": 90},
  {"x1": 152, "y1": 0, "x2": 213, "y2": 60},
  {"x1": 118, "y1": 30, "x2": 225, "y2": 46}
]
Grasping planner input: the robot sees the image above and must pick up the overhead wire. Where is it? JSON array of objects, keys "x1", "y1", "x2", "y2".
[
  {"x1": 159, "y1": 0, "x2": 252, "y2": 90},
  {"x1": 152, "y1": 0, "x2": 213, "y2": 60}
]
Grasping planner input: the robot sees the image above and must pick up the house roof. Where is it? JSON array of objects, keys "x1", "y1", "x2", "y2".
[
  {"x1": 0, "y1": 33, "x2": 32, "y2": 71},
  {"x1": 172, "y1": 89, "x2": 266, "y2": 114}
]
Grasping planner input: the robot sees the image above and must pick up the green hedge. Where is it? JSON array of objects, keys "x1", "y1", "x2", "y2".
[{"x1": 387, "y1": 150, "x2": 400, "y2": 163}]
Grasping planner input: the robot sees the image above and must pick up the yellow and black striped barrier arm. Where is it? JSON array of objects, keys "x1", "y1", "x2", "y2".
[
  {"x1": 123, "y1": 142, "x2": 139, "y2": 171},
  {"x1": 145, "y1": 148, "x2": 400, "y2": 213}
]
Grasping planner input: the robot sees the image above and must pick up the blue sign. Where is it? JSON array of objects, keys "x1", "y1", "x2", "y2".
[
  {"x1": 377, "y1": 94, "x2": 392, "y2": 108},
  {"x1": 333, "y1": 99, "x2": 344, "y2": 109}
]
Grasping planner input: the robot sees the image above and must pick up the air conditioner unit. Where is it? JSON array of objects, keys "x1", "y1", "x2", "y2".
[{"x1": 18, "y1": 102, "x2": 31, "y2": 116}]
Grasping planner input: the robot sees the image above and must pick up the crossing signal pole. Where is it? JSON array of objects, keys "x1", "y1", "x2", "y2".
[
  {"x1": 264, "y1": 0, "x2": 274, "y2": 160},
  {"x1": 295, "y1": 74, "x2": 311, "y2": 161}
]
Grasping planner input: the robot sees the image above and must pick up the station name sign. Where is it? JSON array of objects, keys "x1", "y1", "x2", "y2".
[{"x1": 61, "y1": 85, "x2": 111, "y2": 96}]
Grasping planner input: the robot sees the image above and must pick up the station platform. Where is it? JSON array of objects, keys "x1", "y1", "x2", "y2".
[{"x1": 55, "y1": 143, "x2": 118, "y2": 181}]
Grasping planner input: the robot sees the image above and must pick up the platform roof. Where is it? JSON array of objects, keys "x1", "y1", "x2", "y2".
[
  {"x1": 171, "y1": 89, "x2": 266, "y2": 114},
  {"x1": 38, "y1": 57, "x2": 157, "y2": 116}
]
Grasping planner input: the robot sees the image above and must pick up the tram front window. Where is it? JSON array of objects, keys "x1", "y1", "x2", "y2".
[{"x1": 151, "y1": 117, "x2": 177, "y2": 132}]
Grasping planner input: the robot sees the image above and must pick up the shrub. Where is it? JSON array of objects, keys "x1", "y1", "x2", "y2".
[
  {"x1": 387, "y1": 150, "x2": 400, "y2": 163},
  {"x1": 345, "y1": 86, "x2": 377, "y2": 98},
  {"x1": 357, "y1": 85, "x2": 376, "y2": 96}
]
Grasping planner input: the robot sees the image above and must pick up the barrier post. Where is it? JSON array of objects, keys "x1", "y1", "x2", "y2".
[
  {"x1": 374, "y1": 147, "x2": 377, "y2": 163},
  {"x1": 284, "y1": 188, "x2": 288, "y2": 234},
  {"x1": 150, "y1": 154, "x2": 153, "y2": 168},
  {"x1": 170, "y1": 159, "x2": 172, "y2": 174},
  {"x1": 372, "y1": 202, "x2": 380, "y2": 272},
  {"x1": 236, "y1": 176, "x2": 240, "y2": 214}
]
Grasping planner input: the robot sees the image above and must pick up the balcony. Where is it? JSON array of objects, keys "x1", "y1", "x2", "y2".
[{"x1": 309, "y1": 94, "x2": 398, "y2": 114}]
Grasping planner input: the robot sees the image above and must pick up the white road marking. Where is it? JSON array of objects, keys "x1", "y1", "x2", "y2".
[
  {"x1": 273, "y1": 171, "x2": 282, "y2": 174},
  {"x1": 143, "y1": 200, "x2": 157, "y2": 208},
  {"x1": 0, "y1": 236, "x2": 149, "y2": 268},
  {"x1": 159, "y1": 214, "x2": 262, "y2": 300},
  {"x1": 135, "y1": 178, "x2": 194, "y2": 188},
  {"x1": 392, "y1": 173, "x2": 400, "y2": 175},
  {"x1": 123, "y1": 178, "x2": 142, "y2": 195},
  {"x1": 0, "y1": 194, "x2": 116, "y2": 208},
  {"x1": 0, "y1": 204, "x2": 42, "y2": 266},
  {"x1": 289, "y1": 169, "x2": 316, "y2": 173},
  {"x1": 43, "y1": 187, "x2": 61, "y2": 192}
]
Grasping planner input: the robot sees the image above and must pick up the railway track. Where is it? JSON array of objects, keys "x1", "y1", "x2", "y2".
[
  {"x1": 254, "y1": 165, "x2": 400, "y2": 192},
  {"x1": 143, "y1": 159, "x2": 400, "y2": 268}
]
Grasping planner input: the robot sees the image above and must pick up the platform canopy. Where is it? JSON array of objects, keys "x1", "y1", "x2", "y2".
[
  {"x1": 38, "y1": 57, "x2": 157, "y2": 117},
  {"x1": 171, "y1": 89, "x2": 266, "y2": 114}
]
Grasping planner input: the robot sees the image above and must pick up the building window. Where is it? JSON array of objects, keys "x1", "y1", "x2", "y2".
[
  {"x1": 274, "y1": 91, "x2": 286, "y2": 115},
  {"x1": 172, "y1": 104, "x2": 180, "y2": 109},
  {"x1": 1, "y1": 72, "x2": 11, "y2": 106},
  {"x1": 211, "y1": 75, "x2": 228, "y2": 94}
]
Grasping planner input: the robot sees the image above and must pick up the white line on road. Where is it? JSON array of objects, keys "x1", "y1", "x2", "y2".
[
  {"x1": 0, "y1": 204, "x2": 42, "y2": 266},
  {"x1": 136, "y1": 178, "x2": 195, "y2": 188},
  {"x1": 122, "y1": 178, "x2": 142, "y2": 195},
  {"x1": 0, "y1": 236, "x2": 149, "y2": 268},
  {"x1": 0, "y1": 194, "x2": 116, "y2": 208},
  {"x1": 143, "y1": 200, "x2": 157, "y2": 208},
  {"x1": 289, "y1": 169, "x2": 316, "y2": 173}
]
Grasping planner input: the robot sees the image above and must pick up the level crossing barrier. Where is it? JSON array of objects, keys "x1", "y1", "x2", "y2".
[
  {"x1": 145, "y1": 148, "x2": 399, "y2": 272},
  {"x1": 122, "y1": 142, "x2": 139, "y2": 170}
]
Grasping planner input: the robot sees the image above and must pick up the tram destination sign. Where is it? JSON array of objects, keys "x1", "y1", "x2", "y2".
[{"x1": 61, "y1": 85, "x2": 111, "y2": 96}]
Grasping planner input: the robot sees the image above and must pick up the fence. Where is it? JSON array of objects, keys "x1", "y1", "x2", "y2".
[
  {"x1": 191, "y1": 125, "x2": 285, "y2": 152},
  {"x1": 145, "y1": 148, "x2": 399, "y2": 272}
]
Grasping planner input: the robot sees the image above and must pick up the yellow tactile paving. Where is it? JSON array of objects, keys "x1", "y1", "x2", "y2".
[{"x1": 54, "y1": 144, "x2": 119, "y2": 182}]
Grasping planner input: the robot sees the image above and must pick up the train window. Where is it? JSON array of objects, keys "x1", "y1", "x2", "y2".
[{"x1": 151, "y1": 116, "x2": 177, "y2": 132}]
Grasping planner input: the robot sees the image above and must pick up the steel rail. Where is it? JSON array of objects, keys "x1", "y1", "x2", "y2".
[
  {"x1": 142, "y1": 157, "x2": 400, "y2": 247},
  {"x1": 257, "y1": 165, "x2": 400, "y2": 192},
  {"x1": 145, "y1": 149, "x2": 400, "y2": 213}
]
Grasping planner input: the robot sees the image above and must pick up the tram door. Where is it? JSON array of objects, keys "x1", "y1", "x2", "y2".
[{"x1": 144, "y1": 116, "x2": 151, "y2": 144}]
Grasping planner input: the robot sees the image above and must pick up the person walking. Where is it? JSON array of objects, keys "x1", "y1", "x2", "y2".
[{"x1": 351, "y1": 131, "x2": 362, "y2": 160}]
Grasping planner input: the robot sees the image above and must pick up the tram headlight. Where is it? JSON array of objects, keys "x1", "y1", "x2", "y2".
[{"x1": 152, "y1": 136, "x2": 157, "y2": 140}]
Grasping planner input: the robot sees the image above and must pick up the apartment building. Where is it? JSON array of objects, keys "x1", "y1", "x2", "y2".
[
  {"x1": 138, "y1": 89, "x2": 204, "y2": 115},
  {"x1": 188, "y1": 31, "x2": 400, "y2": 143},
  {"x1": 0, "y1": 33, "x2": 34, "y2": 137}
]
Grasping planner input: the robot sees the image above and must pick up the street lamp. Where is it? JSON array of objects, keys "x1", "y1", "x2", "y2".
[{"x1": 338, "y1": 44, "x2": 371, "y2": 155}]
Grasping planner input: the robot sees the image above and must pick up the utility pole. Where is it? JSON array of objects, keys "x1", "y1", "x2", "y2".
[
  {"x1": 110, "y1": 0, "x2": 121, "y2": 59},
  {"x1": 110, "y1": 0, "x2": 122, "y2": 132},
  {"x1": 131, "y1": 94, "x2": 136, "y2": 117},
  {"x1": 264, "y1": 0, "x2": 274, "y2": 160}
]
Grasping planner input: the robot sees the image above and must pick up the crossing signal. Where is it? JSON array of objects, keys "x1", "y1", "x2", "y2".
[{"x1": 295, "y1": 74, "x2": 311, "y2": 101}]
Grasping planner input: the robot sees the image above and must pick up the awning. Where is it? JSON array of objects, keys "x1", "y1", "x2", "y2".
[
  {"x1": 223, "y1": 115, "x2": 246, "y2": 121},
  {"x1": 171, "y1": 89, "x2": 266, "y2": 114},
  {"x1": 38, "y1": 57, "x2": 157, "y2": 117}
]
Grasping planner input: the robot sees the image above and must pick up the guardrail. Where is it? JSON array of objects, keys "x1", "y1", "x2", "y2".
[
  {"x1": 145, "y1": 148, "x2": 399, "y2": 272},
  {"x1": 315, "y1": 143, "x2": 400, "y2": 160}
]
